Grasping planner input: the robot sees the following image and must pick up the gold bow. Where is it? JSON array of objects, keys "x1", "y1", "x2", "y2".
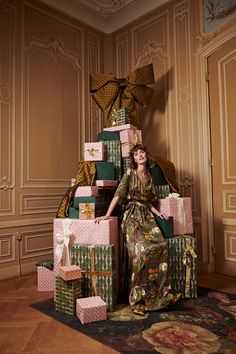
[
  {"x1": 182, "y1": 237, "x2": 197, "y2": 298},
  {"x1": 85, "y1": 148, "x2": 102, "y2": 157},
  {"x1": 80, "y1": 203, "x2": 94, "y2": 219},
  {"x1": 90, "y1": 64, "x2": 155, "y2": 127}
]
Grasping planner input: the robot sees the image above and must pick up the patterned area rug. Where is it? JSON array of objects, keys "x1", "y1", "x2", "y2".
[{"x1": 31, "y1": 288, "x2": 236, "y2": 353}]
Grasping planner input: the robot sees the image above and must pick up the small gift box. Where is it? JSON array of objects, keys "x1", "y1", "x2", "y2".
[
  {"x1": 68, "y1": 207, "x2": 78, "y2": 219},
  {"x1": 76, "y1": 296, "x2": 107, "y2": 324},
  {"x1": 120, "y1": 129, "x2": 142, "y2": 157},
  {"x1": 37, "y1": 266, "x2": 55, "y2": 291},
  {"x1": 95, "y1": 161, "x2": 115, "y2": 180},
  {"x1": 97, "y1": 130, "x2": 120, "y2": 141},
  {"x1": 75, "y1": 186, "x2": 98, "y2": 197},
  {"x1": 95, "y1": 180, "x2": 118, "y2": 187},
  {"x1": 84, "y1": 142, "x2": 104, "y2": 161},
  {"x1": 79, "y1": 203, "x2": 95, "y2": 220},
  {"x1": 109, "y1": 107, "x2": 130, "y2": 127},
  {"x1": 59, "y1": 265, "x2": 82, "y2": 281},
  {"x1": 154, "y1": 215, "x2": 174, "y2": 238},
  {"x1": 103, "y1": 124, "x2": 137, "y2": 132},
  {"x1": 55, "y1": 276, "x2": 83, "y2": 315}
]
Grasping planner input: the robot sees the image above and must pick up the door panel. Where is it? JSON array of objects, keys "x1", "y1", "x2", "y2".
[{"x1": 208, "y1": 36, "x2": 236, "y2": 276}]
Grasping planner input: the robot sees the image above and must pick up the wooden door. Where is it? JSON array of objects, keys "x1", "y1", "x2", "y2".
[{"x1": 208, "y1": 36, "x2": 236, "y2": 277}]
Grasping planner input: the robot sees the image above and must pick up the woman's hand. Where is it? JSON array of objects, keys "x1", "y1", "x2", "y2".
[
  {"x1": 153, "y1": 210, "x2": 169, "y2": 220},
  {"x1": 94, "y1": 215, "x2": 110, "y2": 223}
]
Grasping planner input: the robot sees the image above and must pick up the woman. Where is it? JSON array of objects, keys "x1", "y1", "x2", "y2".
[{"x1": 95, "y1": 144, "x2": 180, "y2": 315}]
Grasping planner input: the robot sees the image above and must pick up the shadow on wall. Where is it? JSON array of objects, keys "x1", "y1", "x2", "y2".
[{"x1": 138, "y1": 68, "x2": 173, "y2": 157}]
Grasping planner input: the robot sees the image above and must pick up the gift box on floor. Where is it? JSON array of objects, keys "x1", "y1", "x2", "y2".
[
  {"x1": 71, "y1": 244, "x2": 116, "y2": 311},
  {"x1": 84, "y1": 142, "x2": 104, "y2": 161},
  {"x1": 120, "y1": 129, "x2": 142, "y2": 157},
  {"x1": 75, "y1": 186, "x2": 98, "y2": 197},
  {"x1": 79, "y1": 203, "x2": 95, "y2": 220},
  {"x1": 103, "y1": 123, "x2": 137, "y2": 132},
  {"x1": 59, "y1": 265, "x2": 82, "y2": 281},
  {"x1": 55, "y1": 276, "x2": 83, "y2": 315},
  {"x1": 95, "y1": 161, "x2": 115, "y2": 180},
  {"x1": 37, "y1": 266, "x2": 55, "y2": 291},
  {"x1": 102, "y1": 140, "x2": 122, "y2": 181},
  {"x1": 159, "y1": 195, "x2": 193, "y2": 235},
  {"x1": 167, "y1": 235, "x2": 197, "y2": 298},
  {"x1": 76, "y1": 296, "x2": 107, "y2": 324},
  {"x1": 154, "y1": 215, "x2": 174, "y2": 238}
]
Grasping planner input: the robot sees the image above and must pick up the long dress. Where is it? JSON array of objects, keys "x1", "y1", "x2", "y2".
[{"x1": 115, "y1": 168, "x2": 173, "y2": 311}]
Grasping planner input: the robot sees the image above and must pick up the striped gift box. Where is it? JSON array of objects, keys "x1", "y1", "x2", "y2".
[
  {"x1": 55, "y1": 276, "x2": 83, "y2": 315},
  {"x1": 102, "y1": 140, "x2": 122, "y2": 181}
]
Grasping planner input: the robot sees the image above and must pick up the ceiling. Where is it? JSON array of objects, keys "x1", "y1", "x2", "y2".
[{"x1": 40, "y1": 0, "x2": 169, "y2": 33}]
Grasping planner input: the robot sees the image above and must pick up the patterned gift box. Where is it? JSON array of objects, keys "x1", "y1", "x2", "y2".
[
  {"x1": 71, "y1": 244, "x2": 116, "y2": 312},
  {"x1": 75, "y1": 186, "x2": 98, "y2": 197},
  {"x1": 156, "y1": 185, "x2": 170, "y2": 199},
  {"x1": 122, "y1": 156, "x2": 130, "y2": 175},
  {"x1": 102, "y1": 140, "x2": 122, "y2": 180},
  {"x1": 97, "y1": 130, "x2": 120, "y2": 141},
  {"x1": 79, "y1": 203, "x2": 95, "y2": 220},
  {"x1": 55, "y1": 276, "x2": 83, "y2": 315},
  {"x1": 154, "y1": 215, "x2": 174, "y2": 238},
  {"x1": 76, "y1": 296, "x2": 107, "y2": 324},
  {"x1": 159, "y1": 196, "x2": 193, "y2": 235},
  {"x1": 167, "y1": 235, "x2": 197, "y2": 298},
  {"x1": 84, "y1": 142, "x2": 104, "y2": 161},
  {"x1": 109, "y1": 107, "x2": 130, "y2": 127},
  {"x1": 103, "y1": 123, "x2": 137, "y2": 132},
  {"x1": 53, "y1": 217, "x2": 119, "y2": 278},
  {"x1": 95, "y1": 180, "x2": 118, "y2": 187},
  {"x1": 95, "y1": 161, "x2": 115, "y2": 180},
  {"x1": 59, "y1": 265, "x2": 82, "y2": 281},
  {"x1": 119, "y1": 129, "x2": 142, "y2": 157},
  {"x1": 37, "y1": 266, "x2": 55, "y2": 291}
]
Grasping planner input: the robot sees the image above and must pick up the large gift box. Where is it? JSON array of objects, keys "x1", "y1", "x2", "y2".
[
  {"x1": 159, "y1": 195, "x2": 193, "y2": 235},
  {"x1": 84, "y1": 142, "x2": 104, "y2": 161},
  {"x1": 120, "y1": 129, "x2": 142, "y2": 157},
  {"x1": 76, "y1": 296, "x2": 107, "y2": 324},
  {"x1": 102, "y1": 140, "x2": 122, "y2": 181},
  {"x1": 55, "y1": 276, "x2": 83, "y2": 315},
  {"x1": 167, "y1": 235, "x2": 197, "y2": 298},
  {"x1": 37, "y1": 266, "x2": 54, "y2": 291},
  {"x1": 71, "y1": 244, "x2": 116, "y2": 311}
]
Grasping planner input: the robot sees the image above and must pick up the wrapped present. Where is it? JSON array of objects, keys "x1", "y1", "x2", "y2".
[
  {"x1": 95, "y1": 161, "x2": 115, "y2": 180},
  {"x1": 72, "y1": 196, "x2": 96, "y2": 208},
  {"x1": 102, "y1": 140, "x2": 122, "y2": 180},
  {"x1": 71, "y1": 244, "x2": 116, "y2": 311},
  {"x1": 167, "y1": 235, "x2": 197, "y2": 298},
  {"x1": 109, "y1": 107, "x2": 130, "y2": 127},
  {"x1": 59, "y1": 265, "x2": 82, "y2": 281},
  {"x1": 79, "y1": 203, "x2": 95, "y2": 220},
  {"x1": 90, "y1": 64, "x2": 155, "y2": 127},
  {"x1": 97, "y1": 130, "x2": 120, "y2": 141},
  {"x1": 53, "y1": 217, "x2": 119, "y2": 277},
  {"x1": 37, "y1": 266, "x2": 54, "y2": 291},
  {"x1": 76, "y1": 296, "x2": 107, "y2": 324},
  {"x1": 154, "y1": 215, "x2": 174, "y2": 238},
  {"x1": 156, "y1": 185, "x2": 170, "y2": 199},
  {"x1": 122, "y1": 157, "x2": 130, "y2": 175},
  {"x1": 75, "y1": 186, "x2": 98, "y2": 197},
  {"x1": 95, "y1": 180, "x2": 118, "y2": 187},
  {"x1": 103, "y1": 123, "x2": 137, "y2": 132},
  {"x1": 55, "y1": 276, "x2": 83, "y2": 315},
  {"x1": 73, "y1": 191, "x2": 115, "y2": 218},
  {"x1": 120, "y1": 129, "x2": 142, "y2": 157},
  {"x1": 159, "y1": 194, "x2": 193, "y2": 235},
  {"x1": 68, "y1": 207, "x2": 78, "y2": 219},
  {"x1": 84, "y1": 142, "x2": 104, "y2": 161}
]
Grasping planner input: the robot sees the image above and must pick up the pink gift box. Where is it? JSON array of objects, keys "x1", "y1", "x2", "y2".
[
  {"x1": 53, "y1": 217, "x2": 118, "y2": 276},
  {"x1": 120, "y1": 129, "x2": 142, "y2": 157},
  {"x1": 103, "y1": 124, "x2": 137, "y2": 132},
  {"x1": 159, "y1": 197, "x2": 193, "y2": 235},
  {"x1": 75, "y1": 186, "x2": 98, "y2": 197},
  {"x1": 59, "y1": 265, "x2": 82, "y2": 281},
  {"x1": 84, "y1": 142, "x2": 104, "y2": 161},
  {"x1": 37, "y1": 266, "x2": 55, "y2": 291},
  {"x1": 76, "y1": 296, "x2": 107, "y2": 324},
  {"x1": 79, "y1": 203, "x2": 95, "y2": 220},
  {"x1": 95, "y1": 180, "x2": 118, "y2": 187}
]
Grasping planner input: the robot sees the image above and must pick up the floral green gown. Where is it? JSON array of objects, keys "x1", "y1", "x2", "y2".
[{"x1": 115, "y1": 168, "x2": 173, "y2": 311}]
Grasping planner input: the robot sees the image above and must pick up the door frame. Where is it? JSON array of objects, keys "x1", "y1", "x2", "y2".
[{"x1": 196, "y1": 24, "x2": 236, "y2": 273}]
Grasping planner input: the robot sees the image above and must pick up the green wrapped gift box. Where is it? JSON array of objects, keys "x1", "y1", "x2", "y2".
[
  {"x1": 97, "y1": 130, "x2": 120, "y2": 141},
  {"x1": 96, "y1": 161, "x2": 115, "y2": 180},
  {"x1": 154, "y1": 215, "x2": 174, "y2": 238},
  {"x1": 55, "y1": 276, "x2": 83, "y2": 315},
  {"x1": 103, "y1": 140, "x2": 122, "y2": 181},
  {"x1": 72, "y1": 196, "x2": 96, "y2": 208}
]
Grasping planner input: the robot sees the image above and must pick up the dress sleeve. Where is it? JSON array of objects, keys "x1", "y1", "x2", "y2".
[{"x1": 114, "y1": 171, "x2": 129, "y2": 204}]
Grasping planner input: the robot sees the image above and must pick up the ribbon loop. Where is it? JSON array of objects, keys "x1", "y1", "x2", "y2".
[{"x1": 55, "y1": 219, "x2": 73, "y2": 266}]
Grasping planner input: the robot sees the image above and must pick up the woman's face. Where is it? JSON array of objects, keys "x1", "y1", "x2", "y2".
[{"x1": 133, "y1": 149, "x2": 147, "y2": 165}]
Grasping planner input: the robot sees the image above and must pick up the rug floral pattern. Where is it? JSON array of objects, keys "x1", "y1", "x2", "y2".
[{"x1": 32, "y1": 288, "x2": 236, "y2": 353}]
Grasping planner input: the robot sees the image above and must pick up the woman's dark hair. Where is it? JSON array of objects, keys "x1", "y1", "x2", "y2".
[{"x1": 129, "y1": 144, "x2": 154, "y2": 170}]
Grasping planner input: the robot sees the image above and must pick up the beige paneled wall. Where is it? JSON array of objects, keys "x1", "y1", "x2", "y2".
[{"x1": 0, "y1": 0, "x2": 103, "y2": 278}]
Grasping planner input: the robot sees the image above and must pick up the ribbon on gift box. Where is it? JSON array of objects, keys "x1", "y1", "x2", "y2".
[
  {"x1": 182, "y1": 237, "x2": 197, "y2": 298},
  {"x1": 80, "y1": 203, "x2": 94, "y2": 219},
  {"x1": 55, "y1": 219, "x2": 73, "y2": 266},
  {"x1": 166, "y1": 193, "x2": 187, "y2": 234},
  {"x1": 85, "y1": 148, "x2": 102, "y2": 157},
  {"x1": 90, "y1": 64, "x2": 155, "y2": 127},
  {"x1": 110, "y1": 108, "x2": 130, "y2": 126}
]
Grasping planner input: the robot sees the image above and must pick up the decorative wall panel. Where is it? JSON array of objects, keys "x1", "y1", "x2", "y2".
[
  {"x1": 224, "y1": 231, "x2": 236, "y2": 261},
  {"x1": 20, "y1": 193, "x2": 63, "y2": 215},
  {"x1": 20, "y1": 229, "x2": 53, "y2": 259},
  {"x1": 0, "y1": 233, "x2": 16, "y2": 263}
]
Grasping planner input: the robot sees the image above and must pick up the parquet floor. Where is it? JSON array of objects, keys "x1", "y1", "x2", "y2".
[{"x1": 0, "y1": 272, "x2": 235, "y2": 354}]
